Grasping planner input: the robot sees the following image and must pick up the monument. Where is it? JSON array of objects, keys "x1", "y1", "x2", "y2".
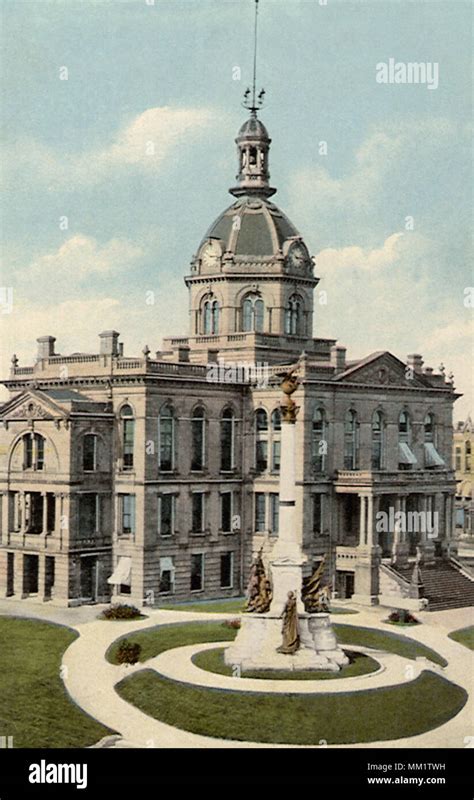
[{"x1": 225, "y1": 369, "x2": 349, "y2": 671}]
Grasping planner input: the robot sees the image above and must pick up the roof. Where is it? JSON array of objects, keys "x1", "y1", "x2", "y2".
[
  {"x1": 237, "y1": 116, "x2": 270, "y2": 141},
  {"x1": 201, "y1": 196, "x2": 301, "y2": 257}
]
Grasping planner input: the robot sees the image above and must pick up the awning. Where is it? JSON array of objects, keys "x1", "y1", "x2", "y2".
[
  {"x1": 107, "y1": 557, "x2": 132, "y2": 586},
  {"x1": 399, "y1": 442, "x2": 417, "y2": 465},
  {"x1": 160, "y1": 557, "x2": 175, "y2": 574},
  {"x1": 424, "y1": 442, "x2": 445, "y2": 467}
]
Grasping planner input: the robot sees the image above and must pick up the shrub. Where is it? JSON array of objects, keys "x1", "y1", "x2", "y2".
[
  {"x1": 388, "y1": 609, "x2": 419, "y2": 625},
  {"x1": 100, "y1": 604, "x2": 143, "y2": 621},
  {"x1": 222, "y1": 618, "x2": 241, "y2": 630},
  {"x1": 116, "y1": 639, "x2": 142, "y2": 665}
]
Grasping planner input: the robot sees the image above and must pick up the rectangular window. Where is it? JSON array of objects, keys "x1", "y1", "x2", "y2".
[
  {"x1": 192, "y1": 492, "x2": 205, "y2": 534},
  {"x1": 269, "y1": 493, "x2": 279, "y2": 534},
  {"x1": 191, "y1": 417, "x2": 205, "y2": 471},
  {"x1": 159, "y1": 494, "x2": 174, "y2": 537},
  {"x1": 312, "y1": 494, "x2": 322, "y2": 536},
  {"x1": 455, "y1": 447, "x2": 462, "y2": 471},
  {"x1": 220, "y1": 416, "x2": 234, "y2": 471},
  {"x1": 255, "y1": 492, "x2": 266, "y2": 532},
  {"x1": 159, "y1": 418, "x2": 174, "y2": 471},
  {"x1": 191, "y1": 553, "x2": 204, "y2": 591},
  {"x1": 220, "y1": 552, "x2": 233, "y2": 588},
  {"x1": 83, "y1": 435, "x2": 97, "y2": 472},
  {"x1": 36, "y1": 436, "x2": 44, "y2": 471},
  {"x1": 24, "y1": 436, "x2": 33, "y2": 469},
  {"x1": 121, "y1": 494, "x2": 135, "y2": 535},
  {"x1": 221, "y1": 491, "x2": 232, "y2": 533},
  {"x1": 123, "y1": 420, "x2": 134, "y2": 470},
  {"x1": 159, "y1": 557, "x2": 175, "y2": 594},
  {"x1": 46, "y1": 494, "x2": 56, "y2": 533},
  {"x1": 272, "y1": 440, "x2": 281, "y2": 472},
  {"x1": 255, "y1": 440, "x2": 268, "y2": 472}
]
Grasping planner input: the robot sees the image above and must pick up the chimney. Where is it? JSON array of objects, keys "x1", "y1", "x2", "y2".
[
  {"x1": 407, "y1": 354, "x2": 424, "y2": 374},
  {"x1": 37, "y1": 335, "x2": 56, "y2": 360},
  {"x1": 99, "y1": 330, "x2": 120, "y2": 357},
  {"x1": 330, "y1": 345, "x2": 346, "y2": 374}
]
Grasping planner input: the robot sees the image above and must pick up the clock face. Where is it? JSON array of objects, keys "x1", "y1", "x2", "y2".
[
  {"x1": 201, "y1": 240, "x2": 221, "y2": 270},
  {"x1": 287, "y1": 242, "x2": 308, "y2": 271}
]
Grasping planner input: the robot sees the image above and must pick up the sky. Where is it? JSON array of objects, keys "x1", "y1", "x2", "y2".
[{"x1": 1, "y1": 0, "x2": 472, "y2": 420}]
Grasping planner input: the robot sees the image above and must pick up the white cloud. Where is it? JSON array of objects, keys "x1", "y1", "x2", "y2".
[
  {"x1": 2, "y1": 106, "x2": 216, "y2": 189},
  {"x1": 316, "y1": 232, "x2": 404, "y2": 273},
  {"x1": 25, "y1": 235, "x2": 144, "y2": 281}
]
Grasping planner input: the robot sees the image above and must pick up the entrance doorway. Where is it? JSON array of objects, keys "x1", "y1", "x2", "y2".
[
  {"x1": 45, "y1": 557, "x2": 55, "y2": 600},
  {"x1": 23, "y1": 554, "x2": 39, "y2": 595},
  {"x1": 336, "y1": 571, "x2": 354, "y2": 599},
  {"x1": 80, "y1": 556, "x2": 97, "y2": 602}
]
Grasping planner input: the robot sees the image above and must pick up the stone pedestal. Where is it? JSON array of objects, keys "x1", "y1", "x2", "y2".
[
  {"x1": 353, "y1": 545, "x2": 381, "y2": 605},
  {"x1": 225, "y1": 612, "x2": 348, "y2": 672}
]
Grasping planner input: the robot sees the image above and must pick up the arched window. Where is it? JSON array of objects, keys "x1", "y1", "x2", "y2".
[
  {"x1": 242, "y1": 294, "x2": 265, "y2": 332},
  {"x1": 202, "y1": 298, "x2": 219, "y2": 335},
  {"x1": 159, "y1": 405, "x2": 175, "y2": 472},
  {"x1": 83, "y1": 434, "x2": 98, "y2": 472},
  {"x1": 271, "y1": 409, "x2": 281, "y2": 472},
  {"x1": 398, "y1": 410, "x2": 416, "y2": 470},
  {"x1": 399, "y1": 411, "x2": 410, "y2": 442},
  {"x1": 424, "y1": 413, "x2": 435, "y2": 443},
  {"x1": 466, "y1": 441, "x2": 472, "y2": 472},
  {"x1": 220, "y1": 408, "x2": 235, "y2": 471},
  {"x1": 255, "y1": 409, "x2": 268, "y2": 472},
  {"x1": 23, "y1": 433, "x2": 45, "y2": 471},
  {"x1": 343, "y1": 410, "x2": 358, "y2": 470},
  {"x1": 312, "y1": 408, "x2": 327, "y2": 472},
  {"x1": 191, "y1": 406, "x2": 205, "y2": 471},
  {"x1": 371, "y1": 411, "x2": 383, "y2": 470},
  {"x1": 121, "y1": 405, "x2": 134, "y2": 470},
  {"x1": 285, "y1": 294, "x2": 304, "y2": 336}
]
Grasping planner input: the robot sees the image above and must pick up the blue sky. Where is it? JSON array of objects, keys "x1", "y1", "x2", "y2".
[{"x1": 1, "y1": 0, "x2": 472, "y2": 418}]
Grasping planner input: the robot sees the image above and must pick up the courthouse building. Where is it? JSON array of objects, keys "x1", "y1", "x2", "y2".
[{"x1": 1, "y1": 105, "x2": 473, "y2": 611}]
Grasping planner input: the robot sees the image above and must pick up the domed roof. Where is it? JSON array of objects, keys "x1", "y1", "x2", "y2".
[
  {"x1": 201, "y1": 196, "x2": 301, "y2": 257},
  {"x1": 237, "y1": 115, "x2": 270, "y2": 141}
]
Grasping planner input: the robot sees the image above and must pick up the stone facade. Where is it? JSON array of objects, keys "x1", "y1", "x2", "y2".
[{"x1": 453, "y1": 417, "x2": 473, "y2": 538}]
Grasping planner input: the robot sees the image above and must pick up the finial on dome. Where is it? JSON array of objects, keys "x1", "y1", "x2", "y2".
[{"x1": 242, "y1": 1, "x2": 265, "y2": 116}]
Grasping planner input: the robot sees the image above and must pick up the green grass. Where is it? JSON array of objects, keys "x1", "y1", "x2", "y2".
[
  {"x1": 192, "y1": 647, "x2": 379, "y2": 680},
  {"x1": 448, "y1": 626, "x2": 474, "y2": 651},
  {"x1": 116, "y1": 670, "x2": 466, "y2": 745},
  {"x1": 0, "y1": 616, "x2": 115, "y2": 748},
  {"x1": 106, "y1": 621, "x2": 238, "y2": 664},
  {"x1": 157, "y1": 599, "x2": 246, "y2": 613},
  {"x1": 334, "y1": 624, "x2": 447, "y2": 667}
]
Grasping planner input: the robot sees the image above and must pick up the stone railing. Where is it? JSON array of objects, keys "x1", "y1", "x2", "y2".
[{"x1": 335, "y1": 469, "x2": 455, "y2": 485}]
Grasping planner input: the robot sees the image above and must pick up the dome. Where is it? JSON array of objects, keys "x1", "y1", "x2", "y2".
[
  {"x1": 237, "y1": 116, "x2": 270, "y2": 141},
  {"x1": 201, "y1": 196, "x2": 301, "y2": 257}
]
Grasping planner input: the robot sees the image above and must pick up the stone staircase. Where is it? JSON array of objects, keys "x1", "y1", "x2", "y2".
[{"x1": 395, "y1": 559, "x2": 474, "y2": 611}]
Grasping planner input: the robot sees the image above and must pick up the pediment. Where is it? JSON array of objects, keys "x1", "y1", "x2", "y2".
[
  {"x1": 335, "y1": 352, "x2": 430, "y2": 388},
  {"x1": 0, "y1": 390, "x2": 68, "y2": 423}
]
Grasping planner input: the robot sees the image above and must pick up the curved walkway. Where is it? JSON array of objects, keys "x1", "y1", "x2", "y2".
[
  {"x1": 1, "y1": 598, "x2": 472, "y2": 748},
  {"x1": 150, "y1": 641, "x2": 419, "y2": 694}
]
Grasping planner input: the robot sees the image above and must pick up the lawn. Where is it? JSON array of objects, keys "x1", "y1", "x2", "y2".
[
  {"x1": 116, "y1": 670, "x2": 466, "y2": 745},
  {"x1": 0, "y1": 616, "x2": 115, "y2": 748},
  {"x1": 192, "y1": 646, "x2": 379, "y2": 680},
  {"x1": 334, "y1": 623, "x2": 448, "y2": 667},
  {"x1": 156, "y1": 598, "x2": 358, "y2": 615},
  {"x1": 106, "y1": 620, "x2": 237, "y2": 664},
  {"x1": 107, "y1": 620, "x2": 447, "y2": 667},
  {"x1": 448, "y1": 625, "x2": 474, "y2": 651}
]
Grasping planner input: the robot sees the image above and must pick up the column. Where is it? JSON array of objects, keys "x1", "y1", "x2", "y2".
[
  {"x1": 367, "y1": 494, "x2": 374, "y2": 547},
  {"x1": 19, "y1": 492, "x2": 26, "y2": 535},
  {"x1": 13, "y1": 551, "x2": 25, "y2": 598},
  {"x1": 38, "y1": 554, "x2": 46, "y2": 601},
  {"x1": 359, "y1": 494, "x2": 367, "y2": 546},
  {"x1": 392, "y1": 495, "x2": 409, "y2": 567},
  {"x1": 41, "y1": 492, "x2": 48, "y2": 535},
  {"x1": 418, "y1": 494, "x2": 435, "y2": 564},
  {"x1": 1, "y1": 492, "x2": 9, "y2": 546}
]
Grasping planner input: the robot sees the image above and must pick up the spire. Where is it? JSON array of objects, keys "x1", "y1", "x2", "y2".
[
  {"x1": 242, "y1": 0, "x2": 265, "y2": 117},
  {"x1": 230, "y1": 0, "x2": 276, "y2": 199}
]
